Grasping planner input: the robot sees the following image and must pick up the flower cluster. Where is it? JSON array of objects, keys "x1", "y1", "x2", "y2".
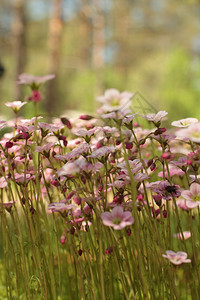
[{"x1": 1, "y1": 79, "x2": 199, "y2": 299}]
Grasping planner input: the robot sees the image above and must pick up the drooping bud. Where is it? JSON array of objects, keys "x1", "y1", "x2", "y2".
[
  {"x1": 153, "y1": 194, "x2": 162, "y2": 207},
  {"x1": 161, "y1": 152, "x2": 171, "y2": 160},
  {"x1": 79, "y1": 115, "x2": 93, "y2": 120},
  {"x1": 150, "y1": 162, "x2": 156, "y2": 171},
  {"x1": 154, "y1": 128, "x2": 166, "y2": 135},
  {"x1": 126, "y1": 228, "x2": 132, "y2": 236},
  {"x1": 70, "y1": 227, "x2": 75, "y2": 235},
  {"x1": 60, "y1": 117, "x2": 72, "y2": 129},
  {"x1": 105, "y1": 246, "x2": 113, "y2": 255},
  {"x1": 78, "y1": 249, "x2": 83, "y2": 256}
]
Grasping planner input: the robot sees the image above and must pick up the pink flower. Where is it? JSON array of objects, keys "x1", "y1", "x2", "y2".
[
  {"x1": 5, "y1": 101, "x2": 27, "y2": 113},
  {"x1": 122, "y1": 114, "x2": 138, "y2": 125},
  {"x1": 101, "y1": 109, "x2": 132, "y2": 120},
  {"x1": 35, "y1": 142, "x2": 54, "y2": 153},
  {"x1": 99, "y1": 126, "x2": 118, "y2": 136},
  {"x1": 143, "y1": 111, "x2": 168, "y2": 122},
  {"x1": 63, "y1": 143, "x2": 90, "y2": 160},
  {"x1": 173, "y1": 231, "x2": 191, "y2": 240},
  {"x1": 38, "y1": 122, "x2": 52, "y2": 131},
  {"x1": 176, "y1": 199, "x2": 189, "y2": 211},
  {"x1": 56, "y1": 157, "x2": 87, "y2": 177},
  {"x1": 74, "y1": 128, "x2": 96, "y2": 137},
  {"x1": 97, "y1": 89, "x2": 133, "y2": 112},
  {"x1": 170, "y1": 156, "x2": 188, "y2": 167},
  {"x1": 134, "y1": 172, "x2": 149, "y2": 182},
  {"x1": 162, "y1": 250, "x2": 191, "y2": 265},
  {"x1": 0, "y1": 177, "x2": 7, "y2": 188},
  {"x1": 101, "y1": 206, "x2": 134, "y2": 230},
  {"x1": 158, "y1": 165, "x2": 185, "y2": 178},
  {"x1": 48, "y1": 202, "x2": 76, "y2": 212},
  {"x1": 57, "y1": 161, "x2": 80, "y2": 177},
  {"x1": 181, "y1": 182, "x2": 200, "y2": 208},
  {"x1": 87, "y1": 146, "x2": 116, "y2": 159},
  {"x1": 176, "y1": 122, "x2": 200, "y2": 143},
  {"x1": 17, "y1": 73, "x2": 55, "y2": 85}
]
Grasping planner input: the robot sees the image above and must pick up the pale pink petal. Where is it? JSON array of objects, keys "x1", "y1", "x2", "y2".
[
  {"x1": 190, "y1": 182, "x2": 200, "y2": 195},
  {"x1": 181, "y1": 190, "x2": 193, "y2": 201},
  {"x1": 186, "y1": 200, "x2": 200, "y2": 209},
  {"x1": 112, "y1": 206, "x2": 124, "y2": 218}
]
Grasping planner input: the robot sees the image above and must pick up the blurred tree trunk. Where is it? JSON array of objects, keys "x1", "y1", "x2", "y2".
[
  {"x1": 46, "y1": 0, "x2": 63, "y2": 117},
  {"x1": 91, "y1": 0, "x2": 105, "y2": 96},
  {"x1": 79, "y1": 0, "x2": 92, "y2": 66},
  {"x1": 11, "y1": 0, "x2": 26, "y2": 100}
]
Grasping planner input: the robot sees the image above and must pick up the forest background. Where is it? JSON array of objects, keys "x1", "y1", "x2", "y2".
[{"x1": 0, "y1": 0, "x2": 200, "y2": 122}]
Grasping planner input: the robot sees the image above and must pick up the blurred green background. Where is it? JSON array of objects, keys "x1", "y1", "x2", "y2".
[{"x1": 0, "y1": 0, "x2": 200, "y2": 122}]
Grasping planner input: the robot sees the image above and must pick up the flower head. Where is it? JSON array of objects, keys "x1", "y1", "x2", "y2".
[
  {"x1": 17, "y1": 73, "x2": 55, "y2": 86},
  {"x1": 171, "y1": 118, "x2": 198, "y2": 128},
  {"x1": 176, "y1": 122, "x2": 200, "y2": 143},
  {"x1": 5, "y1": 101, "x2": 27, "y2": 113},
  {"x1": 152, "y1": 180, "x2": 181, "y2": 200},
  {"x1": 97, "y1": 89, "x2": 133, "y2": 112},
  {"x1": 0, "y1": 177, "x2": 7, "y2": 188},
  {"x1": 181, "y1": 182, "x2": 200, "y2": 208},
  {"x1": 162, "y1": 250, "x2": 191, "y2": 265},
  {"x1": 173, "y1": 231, "x2": 191, "y2": 240},
  {"x1": 143, "y1": 111, "x2": 168, "y2": 123},
  {"x1": 87, "y1": 146, "x2": 116, "y2": 159},
  {"x1": 101, "y1": 206, "x2": 134, "y2": 230}
]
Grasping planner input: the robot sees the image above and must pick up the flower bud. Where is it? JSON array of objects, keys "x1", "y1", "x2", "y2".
[
  {"x1": 154, "y1": 128, "x2": 166, "y2": 135},
  {"x1": 105, "y1": 246, "x2": 113, "y2": 255},
  {"x1": 66, "y1": 191, "x2": 76, "y2": 199},
  {"x1": 150, "y1": 162, "x2": 156, "y2": 171},
  {"x1": 78, "y1": 249, "x2": 83, "y2": 256},
  {"x1": 60, "y1": 117, "x2": 72, "y2": 129},
  {"x1": 125, "y1": 142, "x2": 133, "y2": 149},
  {"x1": 60, "y1": 235, "x2": 66, "y2": 244},
  {"x1": 126, "y1": 228, "x2": 132, "y2": 236},
  {"x1": 70, "y1": 227, "x2": 75, "y2": 235},
  {"x1": 79, "y1": 115, "x2": 93, "y2": 120},
  {"x1": 137, "y1": 194, "x2": 144, "y2": 202},
  {"x1": 161, "y1": 152, "x2": 171, "y2": 160},
  {"x1": 32, "y1": 90, "x2": 42, "y2": 102},
  {"x1": 147, "y1": 158, "x2": 153, "y2": 167},
  {"x1": 5, "y1": 141, "x2": 13, "y2": 148},
  {"x1": 116, "y1": 140, "x2": 121, "y2": 146},
  {"x1": 162, "y1": 210, "x2": 167, "y2": 218}
]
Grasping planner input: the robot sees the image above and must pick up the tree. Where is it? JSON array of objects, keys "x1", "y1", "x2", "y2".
[
  {"x1": 11, "y1": 0, "x2": 26, "y2": 100},
  {"x1": 45, "y1": 0, "x2": 63, "y2": 116}
]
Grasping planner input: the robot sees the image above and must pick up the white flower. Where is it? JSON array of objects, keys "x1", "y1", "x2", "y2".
[
  {"x1": 143, "y1": 111, "x2": 168, "y2": 122},
  {"x1": 97, "y1": 89, "x2": 133, "y2": 112},
  {"x1": 176, "y1": 122, "x2": 200, "y2": 143},
  {"x1": 171, "y1": 118, "x2": 198, "y2": 128},
  {"x1": 5, "y1": 101, "x2": 27, "y2": 113}
]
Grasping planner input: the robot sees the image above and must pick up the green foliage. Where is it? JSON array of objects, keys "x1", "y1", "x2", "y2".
[{"x1": 160, "y1": 48, "x2": 200, "y2": 122}]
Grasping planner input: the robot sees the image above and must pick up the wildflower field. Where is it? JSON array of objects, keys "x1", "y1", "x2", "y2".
[{"x1": 0, "y1": 75, "x2": 200, "y2": 299}]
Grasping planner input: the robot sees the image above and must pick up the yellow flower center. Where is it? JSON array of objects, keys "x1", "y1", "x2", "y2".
[
  {"x1": 111, "y1": 98, "x2": 120, "y2": 107},
  {"x1": 113, "y1": 217, "x2": 122, "y2": 225}
]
